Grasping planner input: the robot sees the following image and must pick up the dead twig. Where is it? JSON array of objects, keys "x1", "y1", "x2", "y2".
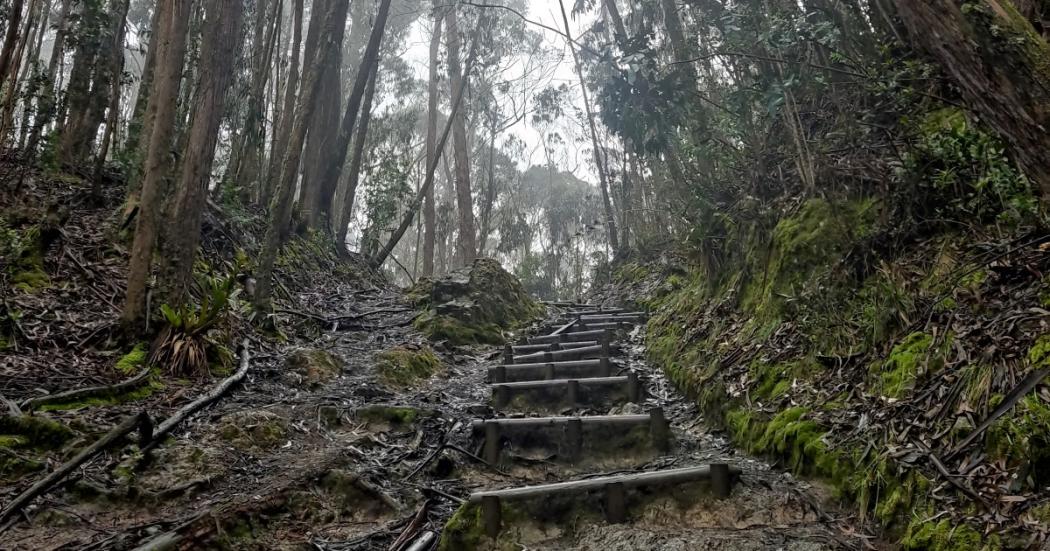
[{"x1": 20, "y1": 368, "x2": 153, "y2": 411}]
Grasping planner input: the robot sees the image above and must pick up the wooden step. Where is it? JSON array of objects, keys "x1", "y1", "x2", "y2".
[
  {"x1": 487, "y1": 359, "x2": 612, "y2": 383},
  {"x1": 473, "y1": 409, "x2": 670, "y2": 465},
  {"x1": 566, "y1": 321, "x2": 634, "y2": 332},
  {"x1": 470, "y1": 464, "x2": 739, "y2": 537},
  {"x1": 491, "y1": 374, "x2": 641, "y2": 410},
  {"x1": 529, "y1": 329, "x2": 610, "y2": 344},
  {"x1": 511, "y1": 341, "x2": 597, "y2": 354},
  {"x1": 509, "y1": 343, "x2": 608, "y2": 364}
]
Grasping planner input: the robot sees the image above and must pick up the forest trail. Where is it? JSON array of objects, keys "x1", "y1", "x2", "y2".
[{"x1": 1, "y1": 287, "x2": 871, "y2": 550}]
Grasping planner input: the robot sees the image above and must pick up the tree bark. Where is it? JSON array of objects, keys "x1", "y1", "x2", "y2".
[
  {"x1": 422, "y1": 3, "x2": 442, "y2": 277},
  {"x1": 253, "y1": 0, "x2": 350, "y2": 311},
  {"x1": 0, "y1": 0, "x2": 27, "y2": 104},
  {"x1": 162, "y1": 0, "x2": 243, "y2": 304},
  {"x1": 264, "y1": 0, "x2": 304, "y2": 206},
  {"x1": 121, "y1": 0, "x2": 191, "y2": 330},
  {"x1": 893, "y1": 0, "x2": 1050, "y2": 201},
  {"x1": 445, "y1": 6, "x2": 477, "y2": 267},
  {"x1": 557, "y1": 0, "x2": 620, "y2": 256},
  {"x1": 25, "y1": 0, "x2": 70, "y2": 154},
  {"x1": 334, "y1": 60, "x2": 378, "y2": 254},
  {"x1": 314, "y1": 0, "x2": 394, "y2": 244}
]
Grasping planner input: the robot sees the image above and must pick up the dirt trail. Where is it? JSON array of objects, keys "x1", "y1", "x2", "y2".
[{"x1": 1, "y1": 292, "x2": 873, "y2": 550}]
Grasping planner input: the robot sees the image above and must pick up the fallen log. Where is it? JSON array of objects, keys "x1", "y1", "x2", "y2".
[
  {"x1": 139, "y1": 339, "x2": 251, "y2": 458},
  {"x1": 20, "y1": 368, "x2": 153, "y2": 411},
  {"x1": 0, "y1": 411, "x2": 153, "y2": 525}
]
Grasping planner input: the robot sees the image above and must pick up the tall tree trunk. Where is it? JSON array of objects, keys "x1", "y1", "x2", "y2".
[
  {"x1": 121, "y1": 0, "x2": 191, "y2": 330},
  {"x1": 476, "y1": 124, "x2": 497, "y2": 257},
  {"x1": 253, "y1": 0, "x2": 350, "y2": 311},
  {"x1": 557, "y1": 0, "x2": 620, "y2": 256},
  {"x1": 0, "y1": 0, "x2": 40, "y2": 141},
  {"x1": 0, "y1": 0, "x2": 27, "y2": 106},
  {"x1": 217, "y1": 0, "x2": 280, "y2": 201},
  {"x1": 893, "y1": 0, "x2": 1050, "y2": 201},
  {"x1": 162, "y1": 0, "x2": 243, "y2": 304},
  {"x1": 603, "y1": 0, "x2": 628, "y2": 43},
  {"x1": 298, "y1": 0, "x2": 342, "y2": 231},
  {"x1": 316, "y1": 0, "x2": 393, "y2": 235},
  {"x1": 264, "y1": 0, "x2": 304, "y2": 205},
  {"x1": 422, "y1": 2, "x2": 442, "y2": 278},
  {"x1": 334, "y1": 60, "x2": 378, "y2": 254},
  {"x1": 370, "y1": 16, "x2": 484, "y2": 270},
  {"x1": 25, "y1": 0, "x2": 70, "y2": 154},
  {"x1": 445, "y1": 6, "x2": 476, "y2": 267}
]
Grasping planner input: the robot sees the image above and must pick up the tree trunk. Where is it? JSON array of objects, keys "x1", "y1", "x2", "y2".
[
  {"x1": 893, "y1": 0, "x2": 1050, "y2": 201},
  {"x1": 603, "y1": 0, "x2": 628, "y2": 43},
  {"x1": 370, "y1": 16, "x2": 484, "y2": 270},
  {"x1": 334, "y1": 60, "x2": 378, "y2": 254},
  {"x1": 557, "y1": 0, "x2": 620, "y2": 257},
  {"x1": 253, "y1": 0, "x2": 350, "y2": 311},
  {"x1": 298, "y1": 0, "x2": 342, "y2": 231},
  {"x1": 25, "y1": 0, "x2": 70, "y2": 154},
  {"x1": 0, "y1": 0, "x2": 27, "y2": 104},
  {"x1": 445, "y1": 6, "x2": 476, "y2": 267},
  {"x1": 422, "y1": 3, "x2": 442, "y2": 278},
  {"x1": 162, "y1": 0, "x2": 243, "y2": 304},
  {"x1": 121, "y1": 0, "x2": 191, "y2": 330},
  {"x1": 476, "y1": 124, "x2": 497, "y2": 257},
  {"x1": 315, "y1": 0, "x2": 394, "y2": 240},
  {"x1": 264, "y1": 0, "x2": 304, "y2": 205}
]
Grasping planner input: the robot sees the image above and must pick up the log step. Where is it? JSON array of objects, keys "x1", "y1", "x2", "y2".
[
  {"x1": 529, "y1": 329, "x2": 610, "y2": 344},
  {"x1": 487, "y1": 359, "x2": 613, "y2": 383},
  {"x1": 566, "y1": 321, "x2": 635, "y2": 332},
  {"x1": 509, "y1": 343, "x2": 608, "y2": 364},
  {"x1": 474, "y1": 409, "x2": 670, "y2": 465},
  {"x1": 491, "y1": 374, "x2": 641, "y2": 409},
  {"x1": 511, "y1": 341, "x2": 597, "y2": 354}
]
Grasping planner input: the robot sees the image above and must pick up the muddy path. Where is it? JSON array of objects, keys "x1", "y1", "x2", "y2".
[{"x1": 1, "y1": 290, "x2": 874, "y2": 550}]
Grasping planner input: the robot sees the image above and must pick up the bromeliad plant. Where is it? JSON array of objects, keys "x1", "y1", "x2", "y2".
[{"x1": 150, "y1": 273, "x2": 240, "y2": 377}]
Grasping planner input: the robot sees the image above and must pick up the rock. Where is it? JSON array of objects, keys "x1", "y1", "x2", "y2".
[
  {"x1": 354, "y1": 404, "x2": 434, "y2": 431},
  {"x1": 413, "y1": 258, "x2": 544, "y2": 345},
  {"x1": 284, "y1": 348, "x2": 343, "y2": 388},
  {"x1": 374, "y1": 345, "x2": 443, "y2": 386}
]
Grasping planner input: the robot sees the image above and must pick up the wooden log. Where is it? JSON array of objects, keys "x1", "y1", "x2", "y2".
[
  {"x1": 649, "y1": 407, "x2": 670, "y2": 453},
  {"x1": 549, "y1": 319, "x2": 577, "y2": 336},
  {"x1": 710, "y1": 463, "x2": 731, "y2": 498},
  {"x1": 471, "y1": 414, "x2": 651, "y2": 432},
  {"x1": 481, "y1": 495, "x2": 501, "y2": 539},
  {"x1": 566, "y1": 307, "x2": 625, "y2": 315},
  {"x1": 566, "y1": 417, "x2": 582, "y2": 460},
  {"x1": 529, "y1": 329, "x2": 609, "y2": 344},
  {"x1": 486, "y1": 359, "x2": 610, "y2": 383},
  {"x1": 567, "y1": 321, "x2": 628, "y2": 332},
  {"x1": 566, "y1": 380, "x2": 580, "y2": 405},
  {"x1": 491, "y1": 376, "x2": 628, "y2": 391},
  {"x1": 512, "y1": 341, "x2": 596, "y2": 353},
  {"x1": 467, "y1": 465, "x2": 742, "y2": 503},
  {"x1": 0, "y1": 411, "x2": 153, "y2": 524},
  {"x1": 605, "y1": 482, "x2": 626, "y2": 523},
  {"x1": 20, "y1": 368, "x2": 153, "y2": 411},
  {"x1": 483, "y1": 421, "x2": 501, "y2": 465},
  {"x1": 578, "y1": 311, "x2": 644, "y2": 319},
  {"x1": 627, "y1": 371, "x2": 641, "y2": 403},
  {"x1": 512, "y1": 344, "x2": 604, "y2": 364}
]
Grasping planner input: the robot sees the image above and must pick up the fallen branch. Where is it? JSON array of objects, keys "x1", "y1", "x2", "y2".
[
  {"x1": 0, "y1": 393, "x2": 21, "y2": 416},
  {"x1": 389, "y1": 500, "x2": 429, "y2": 551},
  {"x1": 139, "y1": 339, "x2": 251, "y2": 459},
  {"x1": 0, "y1": 411, "x2": 153, "y2": 526},
  {"x1": 946, "y1": 366, "x2": 1050, "y2": 461},
  {"x1": 20, "y1": 368, "x2": 153, "y2": 411}
]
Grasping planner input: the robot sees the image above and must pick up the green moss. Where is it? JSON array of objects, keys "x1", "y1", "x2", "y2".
[
  {"x1": 374, "y1": 346, "x2": 443, "y2": 387},
  {"x1": 0, "y1": 447, "x2": 44, "y2": 482},
  {"x1": 354, "y1": 405, "x2": 430, "y2": 426},
  {"x1": 871, "y1": 332, "x2": 950, "y2": 398},
  {"x1": 1028, "y1": 335, "x2": 1050, "y2": 367},
  {"x1": 750, "y1": 358, "x2": 820, "y2": 401},
  {"x1": 414, "y1": 258, "x2": 543, "y2": 346},
  {"x1": 614, "y1": 262, "x2": 650, "y2": 284},
  {"x1": 217, "y1": 411, "x2": 288, "y2": 450},
  {"x1": 0, "y1": 415, "x2": 74, "y2": 450},
  {"x1": 2, "y1": 223, "x2": 50, "y2": 293},
  {"x1": 901, "y1": 516, "x2": 999, "y2": 551},
  {"x1": 37, "y1": 378, "x2": 162, "y2": 412},
  {"x1": 115, "y1": 343, "x2": 150, "y2": 374},
  {"x1": 285, "y1": 348, "x2": 343, "y2": 387},
  {"x1": 439, "y1": 503, "x2": 486, "y2": 550}
]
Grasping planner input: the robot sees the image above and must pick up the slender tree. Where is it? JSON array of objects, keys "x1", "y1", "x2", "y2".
[
  {"x1": 122, "y1": 0, "x2": 191, "y2": 330},
  {"x1": 334, "y1": 61, "x2": 378, "y2": 254},
  {"x1": 557, "y1": 0, "x2": 620, "y2": 256},
  {"x1": 422, "y1": 2, "x2": 443, "y2": 277},
  {"x1": 254, "y1": 0, "x2": 350, "y2": 311},
  {"x1": 445, "y1": 5, "x2": 477, "y2": 267},
  {"x1": 162, "y1": 0, "x2": 244, "y2": 303}
]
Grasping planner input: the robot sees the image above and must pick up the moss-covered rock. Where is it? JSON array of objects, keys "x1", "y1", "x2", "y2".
[
  {"x1": 414, "y1": 258, "x2": 543, "y2": 345},
  {"x1": 0, "y1": 414, "x2": 74, "y2": 450},
  {"x1": 284, "y1": 348, "x2": 343, "y2": 388},
  {"x1": 901, "y1": 516, "x2": 999, "y2": 551},
  {"x1": 116, "y1": 343, "x2": 149, "y2": 374},
  {"x1": 374, "y1": 346, "x2": 443, "y2": 386},
  {"x1": 354, "y1": 404, "x2": 433, "y2": 429}
]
